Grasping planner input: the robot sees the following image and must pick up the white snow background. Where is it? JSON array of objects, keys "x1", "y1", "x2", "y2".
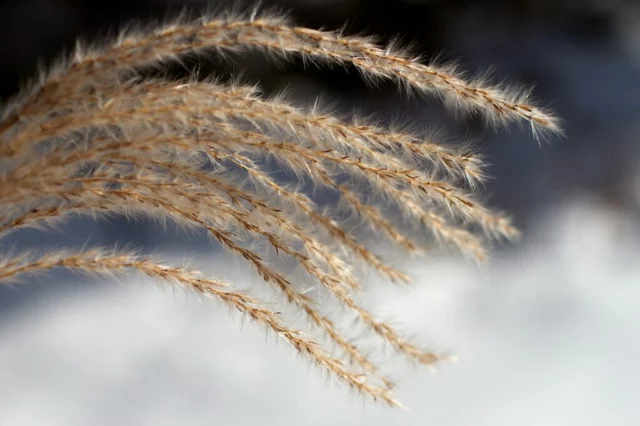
[{"x1": 1, "y1": 196, "x2": 639, "y2": 426}]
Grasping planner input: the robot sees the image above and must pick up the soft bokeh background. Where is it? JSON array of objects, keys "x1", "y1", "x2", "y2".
[{"x1": 1, "y1": 1, "x2": 640, "y2": 424}]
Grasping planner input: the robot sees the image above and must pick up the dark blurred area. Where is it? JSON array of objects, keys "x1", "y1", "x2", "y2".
[
  {"x1": 1, "y1": 0, "x2": 640, "y2": 276},
  {"x1": 0, "y1": 0, "x2": 636, "y2": 97}
]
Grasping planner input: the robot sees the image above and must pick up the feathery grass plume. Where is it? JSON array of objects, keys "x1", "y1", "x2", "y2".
[{"x1": 0, "y1": 9, "x2": 559, "y2": 406}]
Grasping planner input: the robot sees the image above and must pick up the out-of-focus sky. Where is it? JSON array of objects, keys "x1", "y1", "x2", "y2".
[{"x1": 1, "y1": 1, "x2": 640, "y2": 425}]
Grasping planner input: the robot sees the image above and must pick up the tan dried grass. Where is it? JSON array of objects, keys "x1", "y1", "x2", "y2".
[{"x1": 0, "y1": 10, "x2": 559, "y2": 406}]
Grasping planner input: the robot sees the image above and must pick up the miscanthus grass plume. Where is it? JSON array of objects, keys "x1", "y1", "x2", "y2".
[{"x1": 0, "y1": 10, "x2": 559, "y2": 406}]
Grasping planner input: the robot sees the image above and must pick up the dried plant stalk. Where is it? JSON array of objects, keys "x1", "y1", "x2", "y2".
[{"x1": 0, "y1": 10, "x2": 559, "y2": 406}]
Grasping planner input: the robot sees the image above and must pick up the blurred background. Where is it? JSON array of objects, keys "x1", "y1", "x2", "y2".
[{"x1": 1, "y1": 0, "x2": 640, "y2": 425}]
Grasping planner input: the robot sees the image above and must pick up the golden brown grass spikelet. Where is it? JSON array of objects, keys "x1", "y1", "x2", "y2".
[{"x1": 0, "y1": 9, "x2": 558, "y2": 406}]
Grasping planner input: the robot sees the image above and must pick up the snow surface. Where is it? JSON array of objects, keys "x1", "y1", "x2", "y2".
[{"x1": 1, "y1": 198, "x2": 639, "y2": 426}]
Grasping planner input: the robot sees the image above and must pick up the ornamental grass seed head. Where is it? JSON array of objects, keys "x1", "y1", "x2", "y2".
[{"x1": 0, "y1": 8, "x2": 559, "y2": 406}]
